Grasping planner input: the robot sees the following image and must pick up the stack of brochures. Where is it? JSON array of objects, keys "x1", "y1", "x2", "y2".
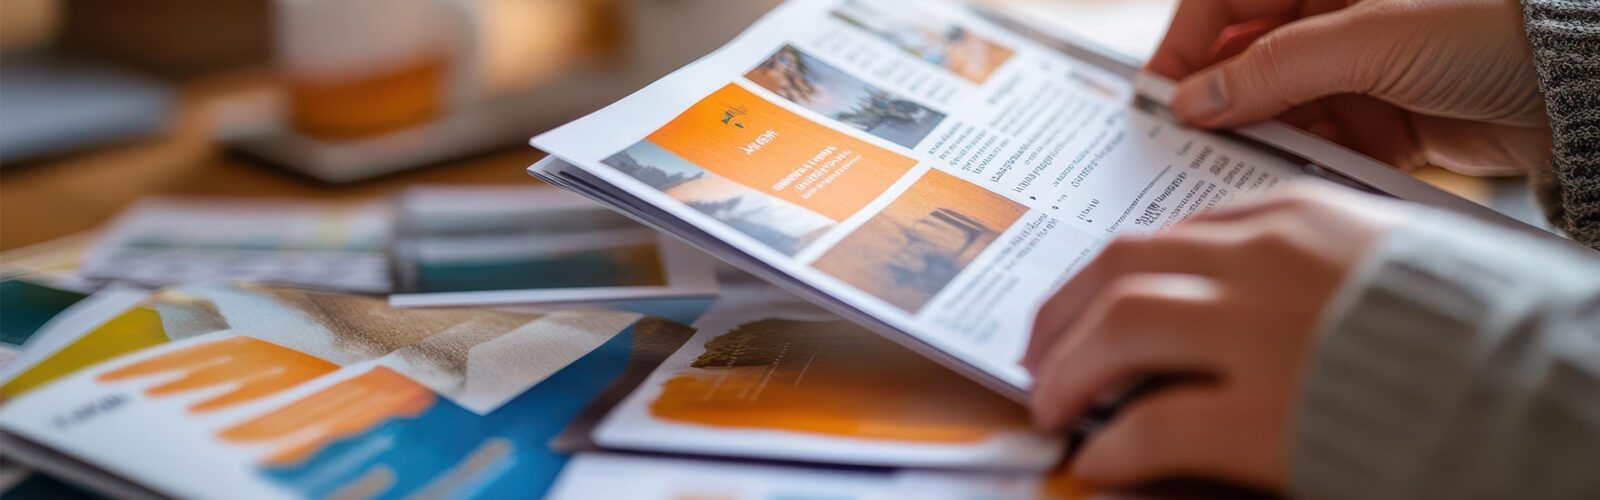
[
  {"x1": 0, "y1": 190, "x2": 725, "y2": 497},
  {"x1": 0, "y1": 0, "x2": 1537, "y2": 498}
]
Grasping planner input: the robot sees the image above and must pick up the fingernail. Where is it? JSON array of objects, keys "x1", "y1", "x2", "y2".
[{"x1": 1175, "y1": 72, "x2": 1229, "y2": 124}]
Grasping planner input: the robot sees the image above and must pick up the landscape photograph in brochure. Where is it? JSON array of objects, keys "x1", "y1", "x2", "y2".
[
  {"x1": 830, "y1": 0, "x2": 1015, "y2": 83},
  {"x1": 814, "y1": 169, "x2": 1027, "y2": 312},
  {"x1": 746, "y1": 44, "x2": 946, "y2": 148},
  {"x1": 603, "y1": 140, "x2": 836, "y2": 256}
]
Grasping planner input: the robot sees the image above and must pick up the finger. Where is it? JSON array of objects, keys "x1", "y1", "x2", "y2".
[
  {"x1": 1175, "y1": 194, "x2": 1296, "y2": 225},
  {"x1": 1070, "y1": 385, "x2": 1230, "y2": 488},
  {"x1": 1317, "y1": 95, "x2": 1426, "y2": 171},
  {"x1": 1177, "y1": 179, "x2": 1347, "y2": 225},
  {"x1": 1030, "y1": 280, "x2": 1225, "y2": 429},
  {"x1": 1411, "y1": 114, "x2": 1553, "y2": 176},
  {"x1": 1024, "y1": 235, "x2": 1231, "y2": 369},
  {"x1": 1171, "y1": 6, "x2": 1388, "y2": 127},
  {"x1": 1147, "y1": 0, "x2": 1305, "y2": 79},
  {"x1": 1273, "y1": 96, "x2": 1428, "y2": 171},
  {"x1": 1275, "y1": 100, "x2": 1338, "y2": 136},
  {"x1": 1027, "y1": 182, "x2": 1352, "y2": 371},
  {"x1": 1204, "y1": 17, "x2": 1291, "y2": 64}
]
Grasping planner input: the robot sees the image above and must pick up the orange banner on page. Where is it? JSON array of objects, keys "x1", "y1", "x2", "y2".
[{"x1": 648, "y1": 84, "x2": 915, "y2": 221}]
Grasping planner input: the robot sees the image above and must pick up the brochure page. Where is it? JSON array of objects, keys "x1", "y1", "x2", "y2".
[
  {"x1": 580, "y1": 282, "x2": 1062, "y2": 470},
  {"x1": 532, "y1": 0, "x2": 1307, "y2": 388}
]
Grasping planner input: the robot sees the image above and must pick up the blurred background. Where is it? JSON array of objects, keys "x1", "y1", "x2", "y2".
[{"x1": 0, "y1": 0, "x2": 1535, "y2": 253}]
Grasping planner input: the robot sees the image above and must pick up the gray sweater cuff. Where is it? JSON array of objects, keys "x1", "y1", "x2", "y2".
[
  {"x1": 1290, "y1": 223, "x2": 1505, "y2": 500},
  {"x1": 1522, "y1": 0, "x2": 1600, "y2": 249},
  {"x1": 1289, "y1": 211, "x2": 1599, "y2": 500}
]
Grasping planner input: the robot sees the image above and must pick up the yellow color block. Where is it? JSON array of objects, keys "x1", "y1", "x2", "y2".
[{"x1": 0, "y1": 307, "x2": 168, "y2": 401}]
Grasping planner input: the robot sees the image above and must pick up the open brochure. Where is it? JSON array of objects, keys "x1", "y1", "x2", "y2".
[
  {"x1": 0, "y1": 283, "x2": 697, "y2": 499},
  {"x1": 529, "y1": 0, "x2": 1537, "y2": 399}
]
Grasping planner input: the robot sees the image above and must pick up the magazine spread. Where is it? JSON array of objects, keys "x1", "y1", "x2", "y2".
[{"x1": 531, "y1": 0, "x2": 1309, "y2": 390}]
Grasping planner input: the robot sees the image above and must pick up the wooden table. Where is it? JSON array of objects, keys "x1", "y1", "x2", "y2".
[{"x1": 0, "y1": 72, "x2": 548, "y2": 252}]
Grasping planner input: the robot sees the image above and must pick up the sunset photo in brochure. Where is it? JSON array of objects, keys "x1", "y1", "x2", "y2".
[{"x1": 813, "y1": 169, "x2": 1027, "y2": 312}]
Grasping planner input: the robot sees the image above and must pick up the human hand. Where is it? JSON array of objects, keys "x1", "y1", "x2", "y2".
[
  {"x1": 1149, "y1": 0, "x2": 1550, "y2": 176},
  {"x1": 1022, "y1": 182, "x2": 1409, "y2": 491}
]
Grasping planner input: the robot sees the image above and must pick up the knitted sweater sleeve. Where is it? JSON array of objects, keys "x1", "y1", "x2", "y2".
[
  {"x1": 1522, "y1": 0, "x2": 1600, "y2": 249},
  {"x1": 1290, "y1": 208, "x2": 1600, "y2": 500}
]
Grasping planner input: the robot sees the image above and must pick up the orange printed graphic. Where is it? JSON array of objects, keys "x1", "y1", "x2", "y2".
[
  {"x1": 649, "y1": 318, "x2": 1028, "y2": 442},
  {"x1": 647, "y1": 84, "x2": 915, "y2": 221},
  {"x1": 98, "y1": 336, "x2": 338, "y2": 413},
  {"x1": 219, "y1": 367, "x2": 434, "y2": 465}
]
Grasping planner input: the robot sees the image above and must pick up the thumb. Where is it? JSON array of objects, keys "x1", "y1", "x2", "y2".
[{"x1": 1171, "y1": 9, "x2": 1380, "y2": 128}]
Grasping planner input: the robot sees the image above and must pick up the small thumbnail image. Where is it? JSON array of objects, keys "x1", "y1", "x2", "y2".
[
  {"x1": 831, "y1": 0, "x2": 1016, "y2": 83},
  {"x1": 746, "y1": 45, "x2": 946, "y2": 149},
  {"x1": 604, "y1": 140, "x2": 836, "y2": 256},
  {"x1": 813, "y1": 169, "x2": 1026, "y2": 312}
]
